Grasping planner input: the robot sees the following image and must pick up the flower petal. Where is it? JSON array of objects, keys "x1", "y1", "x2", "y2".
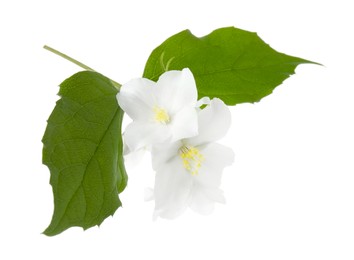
[
  {"x1": 188, "y1": 186, "x2": 225, "y2": 215},
  {"x1": 196, "y1": 96, "x2": 211, "y2": 110},
  {"x1": 170, "y1": 106, "x2": 198, "y2": 142},
  {"x1": 195, "y1": 143, "x2": 234, "y2": 188},
  {"x1": 155, "y1": 68, "x2": 198, "y2": 114},
  {"x1": 124, "y1": 121, "x2": 171, "y2": 151},
  {"x1": 123, "y1": 146, "x2": 148, "y2": 168},
  {"x1": 153, "y1": 156, "x2": 193, "y2": 219},
  {"x1": 188, "y1": 143, "x2": 233, "y2": 214},
  {"x1": 188, "y1": 98, "x2": 231, "y2": 146},
  {"x1": 117, "y1": 78, "x2": 156, "y2": 121},
  {"x1": 151, "y1": 141, "x2": 181, "y2": 171}
]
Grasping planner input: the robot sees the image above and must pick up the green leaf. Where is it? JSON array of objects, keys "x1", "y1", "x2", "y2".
[
  {"x1": 143, "y1": 27, "x2": 317, "y2": 105},
  {"x1": 42, "y1": 71, "x2": 127, "y2": 236}
]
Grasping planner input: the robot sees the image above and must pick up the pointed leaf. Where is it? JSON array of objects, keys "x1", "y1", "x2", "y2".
[
  {"x1": 42, "y1": 71, "x2": 127, "y2": 236},
  {"x1": 143, "y1": 27, "x2": 317, "y2": 105}
]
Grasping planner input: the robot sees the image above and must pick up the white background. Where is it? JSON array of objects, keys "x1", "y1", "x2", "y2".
[{"x1": 0, "y1": 0, "x2": 353, "y2": 259}]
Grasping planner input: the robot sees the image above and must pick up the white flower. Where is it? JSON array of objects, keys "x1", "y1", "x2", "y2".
[
  {"x1": 151, "y1": 98, "x2": 234, "y2": 219},
  {"x1": 117, "y1": 68, "x2": 198, "y2": 152}
]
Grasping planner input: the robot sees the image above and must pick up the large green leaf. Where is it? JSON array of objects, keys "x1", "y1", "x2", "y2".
[
  {"x1": 42, "y1": 71, "x2": 127, "y2": 236},
  {"x1": 143, "y1": 27, "x2": 316, "y2": 105}
]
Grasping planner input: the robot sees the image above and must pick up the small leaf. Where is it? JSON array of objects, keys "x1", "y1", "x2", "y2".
[
  {"x1": 143, "y1": 27, "x2": 317, "y2": 105},
  {"x1": 42, "y1": 71, "x2": 127, "y2": 236}
]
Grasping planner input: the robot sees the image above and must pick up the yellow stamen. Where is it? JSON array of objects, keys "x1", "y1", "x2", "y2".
[
  {"x1": 179, "y1": 145, "x2": 204, "y2": 175},
  {"x1": 153, "y1": 106, "x2": 170, "y2": 124}
]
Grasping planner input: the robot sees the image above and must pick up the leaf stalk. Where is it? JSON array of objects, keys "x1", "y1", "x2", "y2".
[{"x1": 43, "y1": 45, "x2": 121, "y2": 90}]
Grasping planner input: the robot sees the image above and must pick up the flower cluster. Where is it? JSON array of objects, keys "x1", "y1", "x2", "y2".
[{"x1": 117, "y1": 68, "x2": 234, "y2": 219}]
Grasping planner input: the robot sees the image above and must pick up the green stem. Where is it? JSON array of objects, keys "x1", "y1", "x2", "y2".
[{"x1": 43, "y1": 45, "x2": 121, "y2": 90}]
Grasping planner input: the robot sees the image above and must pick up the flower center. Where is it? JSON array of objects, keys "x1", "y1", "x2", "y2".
[
  {"x1": 153, "y1": 106, "x2": 170, "y2": 124},
  {"x1": 179, "y1": 145, "x2": 204, "y2": 175}
]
